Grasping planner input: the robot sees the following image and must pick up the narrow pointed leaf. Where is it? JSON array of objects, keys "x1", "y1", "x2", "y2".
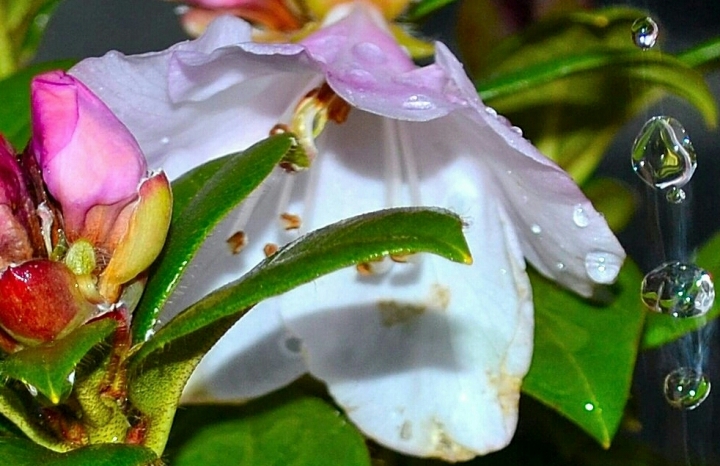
[
  {"x1": 405, "y1": 0, "x2": 457, "y2": 21},
  {"x1": 127, "y1": 207, "x2": 471, "y2": 455},
  {"x1": 132, "y1": 134, "x2": 293, "y2": 343},
  {"x1": 0, "y1": 437, "x2": 157, "y2": 466},
  {"x1": 523, "y1": 260, "x2": 645, "y2": 448},
  {"x1": 0, "y1": 319, "x2": 116, "y2": 405},
  {"x1": 677, "y1": 37, "x2": 720, "y2": 72},
  {"x1": 167, "y1": 392, "x2": 370, "y2": 466}
]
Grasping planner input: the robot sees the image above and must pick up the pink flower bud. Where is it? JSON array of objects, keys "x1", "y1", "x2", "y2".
[
  {"x1": 30, "y1": 71, "x2": 147, "y2": 242},
  {"x1": 0, "y1": 260, "x2": 95, "y2": 346}
]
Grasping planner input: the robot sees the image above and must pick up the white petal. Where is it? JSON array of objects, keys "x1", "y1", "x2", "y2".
[
  {"x1": 71, "y1": 16, "x2": 320, "y2": 179},
  {"x1": 275, "y1": 113, "x2": 533, "y2": 458}
]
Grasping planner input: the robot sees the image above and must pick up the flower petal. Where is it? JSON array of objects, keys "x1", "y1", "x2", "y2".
[
  {"x1": 71, "y1": 16, "x2": 319, "y2": 179},
  {"x1": 430, "y1": 43, "x2": 626, "y2": 296},
  {"x1": 301, "y1": 4, "x2": 468, "y2": 121}
]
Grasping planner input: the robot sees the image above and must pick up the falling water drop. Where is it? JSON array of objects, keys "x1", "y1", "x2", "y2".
[
  {"x1": 631, "y1": 116, "x2": 697, "y2": 190},
  {"x1": 665, "y1": 186, "x2": 686, "y2": 204},
  {"x1": 663, "y1": 367, "x2": 711, "y2": 410},
  {"x1": 573, "y1": 204, "x2": 590, "y2": 228},
  {"x1": 640, "y1": 261, "x2": 714, "y2": 318},
  {"x1": 631, "y1": 17, "x2": 659, "y2": 50}
]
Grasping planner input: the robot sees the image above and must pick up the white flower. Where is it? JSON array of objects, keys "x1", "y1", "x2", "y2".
[{"x1": 71, "y1": 4, "x2": 625, "y2": 460}]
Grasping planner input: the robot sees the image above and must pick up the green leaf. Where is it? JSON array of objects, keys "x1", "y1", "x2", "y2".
[
  {"x1": 1, "y1": 1, "x2": 65, "y2": 77},
  {"x1": 167, "y1": 391, "x2": 370, "y2": 466},
  {"x1": 0, "y1": 319, "x2": 116, "y2": 405},
  {"x1": 474, "y1": 7, "x2": 717, "y2": 185},
  {"x1": 677, "y1": 37, "x2": 720, "y2": 72},
  {"x1": 127, "y1": 207, "x2": 471, "y2": 455},
  {"x1": 0, "y1": 437, "x2": 158, "y2": 466},
  {"x1": 0, "y1": 60, "x2": 75, "y2": 149},
  {"x1": 132, "y1": 134, "x2": 293, "y2": 343},
  {"x1": 405, "y1": 0, "x2": 457, "y2": 21},
  {"x1": 641, "y1": 231, "x2": 720, "y2": 349},
  {"x1": 522, "y1": 261, "x2": 645, "y2": 448}
]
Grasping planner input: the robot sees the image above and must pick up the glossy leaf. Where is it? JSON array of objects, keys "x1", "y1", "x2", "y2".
[
  {"x1": 522, "y1": 261, "x2": 645, "y2": 448},
  {"x1": 0, "y1": 60, "x2": 74, "y2": 149},
  {"x1": 127, "y1": 207, "x2": 471, "y2": 455},
  {"x1": 405, "y1": 0, "x2": 457, "y2": 21},
  {"x1": 0, "y1": 438, "x2": 158, "y2": 466},
  {"x1": 0, "y1": 319, "x2": 116, "y2": 405},
  {"x1": 167, "y1": 391, "x2": 370, "y2": 466},
  {"x1": 675, "y1": 37, "x2": 720, "y2": 73},
  {"x1": 132, "y1": 134, "x2": 293, "y2": 343},
  {"x1": 642, "y1": 231, "x2": 720, "y2": 349}
]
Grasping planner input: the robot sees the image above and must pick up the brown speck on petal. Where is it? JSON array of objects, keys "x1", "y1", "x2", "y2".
[
  {"x1": 269, "y1": 123, "x2": 290, "y2": 136},
  {"x1": 226, "y1": 231, "x2": 248, "y2": 255},
  {"x1": 390, "y1": 253, "x2": 409, "y2": 263},
  {"x1": 356, "y1": 262, "x2": 372, "y2": 276},
  {"x1": 280, "y1": 212, "x2": 301, "y2": 230},
  {"x1": 263, "y1": 243, "x2": 279, "y2": 257}
]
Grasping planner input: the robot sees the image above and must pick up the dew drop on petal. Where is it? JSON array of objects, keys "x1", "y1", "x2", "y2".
[
  {"x1": 631, "y1": 17, "x2": 659, "y2": 50},
  {"x1": 344, "y1": 69, "x2": 377, "y2": 88},
  {"x1": 573, "y1": 204, "x2": 590, "y2": 228},
  {"x1": 280, "y1": 334, "x2": 303, "y2": 357},
  {"x1": 531, "y1": 224, "x2": 542, "y2": 234},
  {"x1": 665, "y1": 186, "x2": 686, "y2": 204},
  {"x1": 640, "y1": 261, "x2": 714, "y2": 318},
  {"x1": 402, "y1": 95, "x2": 435, "y2": 110},
  {"x1": 510, "y1": 126, "x2": 523, "y2": 136},
  {"x1": 352, "y1": 42, "x2": 387, "y2": 65},
  {"x1": 160, "y1": 137, "x2": 170, "y2": 145},
  {"x1": 584, "y1": 251, "x2": 623, "y2": 284},
  {"x1": 556, "y1": 262, "x2": 566, "y2": 271},
  {"x1": 631, "y1": 116, "x2": 697, "y2": 190},
  {"x1": 485, "y1": 107, "x2": 498, "y2": 117},
  {"x1": 664, "y1": 367, "x2": 711, "y2": 410}
]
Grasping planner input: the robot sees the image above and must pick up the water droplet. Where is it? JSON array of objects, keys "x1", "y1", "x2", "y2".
[
  {"x1": 531, "y1": 224, "x2": 542, "y2": 234},
  {"x1": 402, "y1": 95, "x2": 435, "y2": 110},
  {"x1": 26, "y1": 384, "x2": 38, "y2": 397},
  {"x1": 67, "y1": 370, "x2": 76, "y2": 385},
  {"x1": 556, "y1": 262, "x2": 566, "y2": 271},
  {"x1": 160, "y1": 136, "x2": 170, "y2": 145},
  {"x1": 573, "y1": 204, "x2": 590, "y2": 228},
  {"x1": 584, "y1": 402, "x2": 595, "y2": 412},
  {"x1": 631, "y1": 17, "x2": 659, "y2": 50},
  {"x1": 485, "y1": 107, "x2": 498, "y2": 117},
  {"x1": 632, "y1": 116, "x2": 697, "y2": 190},
  {"x1": 584, "y1": 251, "x2": 623, "y2": 284},
  {"x1": 641, "y1": 261, "x2": 714, "y2": 318},
  {"x1": 665, "y1": 186, "x2": 686, "y2": 204},
  {"x1": 511, "y1": 126, "x2": 523, "y2": 136},
  {"x1": 280, "y1": 334, "x2": 303, "y2": 357},
  {"x1": 344, "y1": 69, "x2": 376, "y2": 88},
  {"x1": 352, "y1": 42, "x2": 387, "y2": 65},
  {"x1": 663, "y1": 367, "x2": 711, "y2": 410}
]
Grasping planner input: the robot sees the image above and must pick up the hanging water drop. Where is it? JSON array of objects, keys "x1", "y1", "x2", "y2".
[
  {"x1": 631, "y1": 17, "x2": 659, "y2": 50},
  {"x1": 663, "y1": 367, "x2": 711, "y2": 410},
  {"x1": 640, "y1": 261, "x2": 714, "y2": 318},
  {"x1": 631, "y1": 116, "x2": 697, "y2": 190},
  {"x1": 584, "y1": 251, "x2": 623, "y2": 284},
  {"x1": 665, "y1": 186, "x2": 686, "y2": 204}
]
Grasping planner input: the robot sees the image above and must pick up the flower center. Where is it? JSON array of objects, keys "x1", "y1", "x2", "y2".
[
  {"x1": 303, "y1": 0, "x2": 410, "y2": 21},
  {"x1": 273, "y1": 83, "x2": 351, "y2": 171}
]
